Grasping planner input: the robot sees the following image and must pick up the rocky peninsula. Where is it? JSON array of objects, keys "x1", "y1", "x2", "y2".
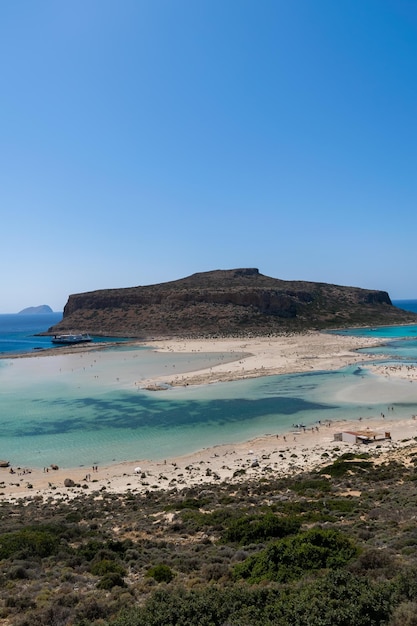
[{"x1": 48, "y1": 268, "x2": 417, "y2": 338}]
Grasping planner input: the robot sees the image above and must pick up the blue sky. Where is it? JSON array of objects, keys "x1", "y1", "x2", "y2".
[{"x1": 1, "y1": 0, "x2": 416, "y2": 312}]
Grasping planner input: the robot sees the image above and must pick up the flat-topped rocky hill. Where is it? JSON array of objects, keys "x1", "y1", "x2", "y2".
[{"x1": 48, "y1": 268, "x2": 417, "y2": 338}]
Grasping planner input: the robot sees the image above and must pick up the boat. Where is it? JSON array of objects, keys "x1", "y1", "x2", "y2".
[{"x1": 52, "y1": 333, "x2": 92, "y2": 345}]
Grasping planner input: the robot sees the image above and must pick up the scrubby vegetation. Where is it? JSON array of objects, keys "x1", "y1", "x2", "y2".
[{"x1": 3, "y1": 445, "x2": 417, "y2": 624}]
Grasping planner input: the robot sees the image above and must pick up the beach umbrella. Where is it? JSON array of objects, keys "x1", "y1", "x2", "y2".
[{"x1": 134, "y1": 466, "x2": 142, "y2": 474}]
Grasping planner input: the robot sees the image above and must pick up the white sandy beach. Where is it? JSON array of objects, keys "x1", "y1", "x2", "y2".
[
  {"x1": 139, "y1": 332, "x2": 384, "y2": 388},
  {"x1": 1, "y1": 331, "x2": 416, "y2": 502}
]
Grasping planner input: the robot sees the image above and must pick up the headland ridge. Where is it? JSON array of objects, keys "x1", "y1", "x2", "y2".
[{"x1": 47, "y1": 268, "x2": 417, "y2": 338}]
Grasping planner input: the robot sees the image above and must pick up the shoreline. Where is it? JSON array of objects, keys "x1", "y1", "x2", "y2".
[
  {"x1": 1, "y1": 414, "x2": 417, "y2": 503},
  {"x1": 0, "y1": 339, "x2": 131, "y2": 360},
  {"x1": 1, "y1": 330, "x2": 415, "y2": 502}
]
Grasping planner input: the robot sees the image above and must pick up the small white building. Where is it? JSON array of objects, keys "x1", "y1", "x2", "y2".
[{"x1": 334, "y1": 430, "x2": 391, "y2": 445}]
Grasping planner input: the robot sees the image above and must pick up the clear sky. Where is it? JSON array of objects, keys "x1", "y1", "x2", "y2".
[{"x1": 1, "y1": 0, "x2": 416, "y2": 312}]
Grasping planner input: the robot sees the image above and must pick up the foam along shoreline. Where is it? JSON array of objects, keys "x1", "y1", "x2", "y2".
[{"x1": 0, "y1": 330, "x2": 412, "y2": 502}]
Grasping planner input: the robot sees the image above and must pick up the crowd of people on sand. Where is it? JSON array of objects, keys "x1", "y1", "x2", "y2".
[
  {"x1": 8, "y1": 467, "x2": 31, "y2": 476},
  {"x1": 372, "y1": 364, "x2": 417, "y2": 381}
]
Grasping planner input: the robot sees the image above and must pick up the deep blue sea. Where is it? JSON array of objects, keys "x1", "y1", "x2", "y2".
[
  {"x1": 0, "y1": 313, "x2": 63, "y2": 354},
  {"x1": 393, "y1": 300, "x2": 417, "y2": 315},
  {"x1": 0, "y1": 313, "x2": 127, "y2": 355},
  {"x1": 0, "y1": 301, "x2": 417, "y2": 469}
]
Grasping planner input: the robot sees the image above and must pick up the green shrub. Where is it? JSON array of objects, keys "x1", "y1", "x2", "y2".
[
  {"x1": 104, "y1": 573, "x2": 395, "y2": 626},
  {"x1": 325, "y1": 498, "x2": 357, "y2": 513},
  {"x1": 8, "y1": 564, "x2": 29, "y2": 579},
  {"x1": 77, "y1": 539, "x2": 103, "y2": 561},
  {"x1": 233, "y1": 527, "x2": 358, "y2": 583},
  {"x1": 221, "y1": 511, "x2": 301, "y2": 544},
  {"x1": 166, "y1": 497, "x2": 209, "y2": 511},
  {"x1": 339, "y1": 452, "x2": 370, "y2": 461},
  {"x1": 147, "y1": 564, "x2": 175, "y2": 583},
  {"x1": 90, "y1": 558, "x2": 126, "y2": 577},
  {"x1": 289, "y1": 477, "x2": 331, "y2": 494},
  {"x1": 106, "y1": 585, "x2": 280, "y2": 626},
  {"x1": 97, "y1": 572, "x2": 126, "y2": 589},
  {"x1": 272, "y1": 569, "x2": 395, "y2": 626},
  {"x1": 78, "y1": 538, "x2": 129, "y2": 562},
  {"x1": 0, "y1": 528, "x2": 59, "y2": 559},
  {"x1": 179, "y1": 507, "x2": 234, "y2": 532},
  {"x1": 319, "y1": 459, "x2": 372, "y2": 477}
]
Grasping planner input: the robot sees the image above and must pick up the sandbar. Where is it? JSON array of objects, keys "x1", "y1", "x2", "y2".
[{"x1": 138, "y1": 332, "x2": 384, "y2": 388}]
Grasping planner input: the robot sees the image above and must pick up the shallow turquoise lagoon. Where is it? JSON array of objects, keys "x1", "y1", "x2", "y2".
[
  {"x1": 332, "y1": 324, "x2": 417, "y2": 339},
  {"x1": 2, "y1": 306, "x2": 417, "y2": 469},
  {"x1": 1, "y1": 341, "x2": 417, "y2": 469}
]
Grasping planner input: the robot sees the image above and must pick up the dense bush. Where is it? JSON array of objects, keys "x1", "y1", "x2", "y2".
[
  {"x1": 233, "y1": 528, "x2": 359, "y2": 583},
  {"x1": 319, "y1": 459, "x2": 372, "y2": 478},
  {"x1": 271, "y1": 569, "x2": 395, "y2": 626},
  {"x1": 146, "y1": 564, "x2": 175, "y2": 583},
  {"x1": 90, "y1": 559, "x2": 126, "y2": 577},
  {"x1": 97, "y1": 572, "x2": 127, "y2": 589},
  {"x1": 103, "y1": 573, "x2": 396, "y2": 626},
  {"x1": 221, "y1": 511, "x2": 301, "y2": 544},
  {"x1": 105, "y1": 585, "x2": 282, "y2": 626},
  {"x1": 289, "y1": 477, "x2": 331, "y2": 494},
  {"x1": 0, "y1": 527, "x2": 59, "y2": 559},
  {"x1": 178, "y1": 507, "x2": 234, "y2": 533}
]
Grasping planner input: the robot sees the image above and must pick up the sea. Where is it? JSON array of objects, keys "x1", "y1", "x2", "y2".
[{"x1": 0, "y1": 301, "x2": 417, "y2": 469}]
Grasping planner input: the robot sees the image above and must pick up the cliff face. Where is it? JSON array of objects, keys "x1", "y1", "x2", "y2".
[{"x1": 48, "y1": 268, "x2": 417, "y2": 338}]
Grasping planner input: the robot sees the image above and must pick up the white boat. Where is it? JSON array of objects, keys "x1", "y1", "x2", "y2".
[{"x1": 52, "y1": 333, "x2": 92, "y2": 345}]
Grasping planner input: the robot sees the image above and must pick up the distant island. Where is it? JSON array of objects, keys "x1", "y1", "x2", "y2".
[
  {"x1": 18, "y1": 305, "x2": 54, "y2": 315},
  {"x1": 47, "y1": 268, "x2": 417, "y2": 338}
]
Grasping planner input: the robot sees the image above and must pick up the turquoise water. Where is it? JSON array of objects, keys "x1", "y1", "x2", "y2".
[
  {"x1": 357, "y1": 339, "x2": 417, "y2": 360},
  {"x1": 1, "y1": 306, "x2": 417, "y2": 469},
  {"x1": 333, "y1": 325, "x2": 417, "y2": 339},
  {"x1": 332, "y1": 299, "x2": 417, "y2": 340},
  {"x1": 1, "y1": 351, "x2": 416, "y2": 469},
  {"x1": 0, "y1": 346, "x2": 252, "y2": 467},
  {"x1": 333, "y1": 300, "x2": 417, "y2": 361}
]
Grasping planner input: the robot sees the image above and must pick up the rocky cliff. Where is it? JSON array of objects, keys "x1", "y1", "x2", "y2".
[{"x1": 48, "y1": 268, "x2": 417, "y2": 338}]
